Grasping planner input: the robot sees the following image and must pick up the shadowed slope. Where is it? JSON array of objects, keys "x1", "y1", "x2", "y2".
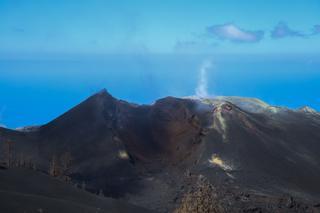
[{"x1": 0, "y1": 168, "x2": 153, "y2": 213}]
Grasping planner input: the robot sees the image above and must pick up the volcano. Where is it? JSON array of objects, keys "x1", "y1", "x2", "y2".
[{"x1": 0, "y1": 89, "x2": 320, "y2": 212}]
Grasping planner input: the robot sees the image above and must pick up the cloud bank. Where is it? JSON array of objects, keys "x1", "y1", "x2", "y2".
[
  {"x1": 175, "y1": 22, "x2": 320, "y2": 53},
  {"x1": 312, "y1": 25, "x2": 320, "y2": 35},
  {"x1": 271, "y1": 22, "x2": 306, "y2": 39},
  {"x1": 206, "y1": 23, "x2": 264, "y2": 43}
]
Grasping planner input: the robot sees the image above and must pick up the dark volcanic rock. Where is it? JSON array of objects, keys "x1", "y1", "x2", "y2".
[{"x1": 0, "y1": 90, "x2": 320, "y2": 212}]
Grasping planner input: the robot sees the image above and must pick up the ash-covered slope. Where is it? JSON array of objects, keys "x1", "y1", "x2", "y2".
[
  {"x1": 194, "y1": 99, "x2": 320, "y2": 195},
  {"x1": 0, "y1": 168, "x2": 152, "y2": 213},
  {"x1": 1, "y1": 90, "x2": 320, "y2": 212}
]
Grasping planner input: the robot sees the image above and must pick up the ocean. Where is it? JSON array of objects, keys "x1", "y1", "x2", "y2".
[{"x1": 0, "y1": 53, "x2": 319, "y2": 128}]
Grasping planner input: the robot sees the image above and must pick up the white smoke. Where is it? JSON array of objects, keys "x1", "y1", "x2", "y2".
[{"x1": 195, "y1": 60, "x2": 212, "y2": 98}]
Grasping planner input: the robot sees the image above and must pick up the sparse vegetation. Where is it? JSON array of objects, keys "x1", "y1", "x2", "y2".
[
  {"x1": 49, "y1": 155, "x2": 60, "y2": 177},
  {"x1": 60, "y1": 152, "x2": 72, "y2": 173},
  {"x1": 0, "y1": 140, "x2": 36, "y2": 170},
  {"x1": 60, "y1": 152, "x2": 72, "y2": 182},
  {"x1": 175, "y1": 175, "x2": 224, "y2": 213},
  {"x1": 3, "y1": 140, "x2": 14, "y2": 168},
  {"x1": 48, "y1": 153, "x2": 73, "y2": 182},
  {"x1": 98, "y1": 189, "x2": 104, "y2": 197},
  {"x1": 81, "y1": 181, "x2": 86, "y2": 190}
]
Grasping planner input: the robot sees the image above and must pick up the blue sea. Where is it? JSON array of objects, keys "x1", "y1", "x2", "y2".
[{"x1": 0, "y1": 54, "x2": 319, "y2": 128}]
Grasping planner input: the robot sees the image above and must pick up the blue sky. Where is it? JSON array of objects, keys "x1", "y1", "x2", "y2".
[
  {"x1": 0, "y1": 0, "x2": 320, "y2": 127},
  {"x1": 1, "y1": 0, "x2": 320, "y2": 55}
]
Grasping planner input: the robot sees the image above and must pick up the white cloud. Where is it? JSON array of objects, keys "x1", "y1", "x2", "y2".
[
  {"x1": 271, "y1": 22, "x2": 306, "y2": 39},
  {"x1": 207, "y1": 23, "x2": 264, "y2": 43}
]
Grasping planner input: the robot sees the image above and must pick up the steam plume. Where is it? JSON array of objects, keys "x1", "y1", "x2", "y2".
[{"x1": 195, "y1": 60, "x2": 212, "y2": 98}]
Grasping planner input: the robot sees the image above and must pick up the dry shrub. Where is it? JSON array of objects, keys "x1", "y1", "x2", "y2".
[{"x1": 174, "y1": 175, "x2": 225, "y2": 213}]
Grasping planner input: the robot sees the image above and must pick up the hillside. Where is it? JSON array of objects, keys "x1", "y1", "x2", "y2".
[{"x1": 0, "y1": 89, "x2": 320, "y2": 212}]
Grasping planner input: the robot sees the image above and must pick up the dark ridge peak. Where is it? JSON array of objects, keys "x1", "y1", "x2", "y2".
[
  {"x1": 40, "y1": 89, "x2": 118, "y2": 130},
  {"x1": 153, "y1": 96, "x2": 187, "y2": 105},
  {"x1": 0, "y1": 126, "x2": 6, "y2": 131},
  {"x1": 0, "y1": 125, "x2": 25, "y2": 136},
  {"x1": 91, "y1": 88, "x2": 115, "y2": 100},
  {"x1": 71, "y1": 88, "x2": 118, "y2": 112},
  {"x1": 0, "y1": 126, "x2": 11, "y2": 134},
  {"x1": 98, "y1": 88, "x2": 108, "y2": 94}
]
